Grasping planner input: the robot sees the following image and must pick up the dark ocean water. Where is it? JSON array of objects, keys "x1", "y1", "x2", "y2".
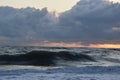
[
  {"x1": 0, "y1": 46, "x2": 120, "y2": 67},
  {"x1": 0, "y1": 46, "x2": 120, "y2": 80}
]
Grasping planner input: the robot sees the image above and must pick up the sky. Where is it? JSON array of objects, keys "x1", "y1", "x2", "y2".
[
  {"x1": 0, "y1": 0, "x2": 119, "y2": 12},
  {"x1": 0, "y1": 0, "x2": 120, "y2": 48},
  {"x1": 0, "y1": 0, "x2": 80, "y2": 13}
]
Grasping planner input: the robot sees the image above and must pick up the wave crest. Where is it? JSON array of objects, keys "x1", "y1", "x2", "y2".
[{"x1": 0, "y1": 51, "x2": 95, "y2": 66}]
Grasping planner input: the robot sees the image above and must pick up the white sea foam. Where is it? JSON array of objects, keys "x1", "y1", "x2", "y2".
[{"x1": 0, "y1": 66, "x2": 120, "y2": 80}]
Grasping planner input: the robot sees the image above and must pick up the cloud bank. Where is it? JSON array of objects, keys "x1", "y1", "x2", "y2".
[
  {"x1": 0, "y1": 0, "x2": 120, "y2": 46},
  {"x1": 0, "y1": 7, "x2": 58, "y2": 45},
  {"x1": 58, "y1": 0, "x2": 120, "y2": 45}
]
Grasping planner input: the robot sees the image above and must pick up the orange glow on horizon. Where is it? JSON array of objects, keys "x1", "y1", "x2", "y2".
[
  {"x1": 26, "y1": 42, "x2": 84, "y2": 48},
  {"x1": 89, "y1": 44, "x2": 120, "y2": 48},
  {"x1": 26, "y1": 42, "x2": 120, "y2": 48}
]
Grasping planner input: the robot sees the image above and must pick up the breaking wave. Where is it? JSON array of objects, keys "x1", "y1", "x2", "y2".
[{"x1": 0, "y1": 51, "x2": 95, "y2": 66}]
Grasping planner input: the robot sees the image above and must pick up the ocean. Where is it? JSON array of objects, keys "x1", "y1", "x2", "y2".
[{"x1": 0, "y1": 46, "x2": 120, "y2": 80}]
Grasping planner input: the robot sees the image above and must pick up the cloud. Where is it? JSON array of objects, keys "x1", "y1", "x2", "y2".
[
  {"x1": 0, "y1": 0, "x2": 120, "y2": 46},
  {"x1": 0, "y1": 7, "x2": 57, "y2": 45},
  {"x1": 58, "y1": 0, "x2": 120, "y2": 45}
]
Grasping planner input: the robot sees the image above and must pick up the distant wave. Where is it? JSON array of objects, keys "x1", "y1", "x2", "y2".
[
  {"x1": 109, "y1": 49, "x2": 120, "y2": 51},
  {"x1": 0, "y1": 51, "x2": 95, "y2": 66}
]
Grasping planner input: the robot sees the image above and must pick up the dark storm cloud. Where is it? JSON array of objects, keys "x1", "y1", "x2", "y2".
[
  {"x1": 58, "y1": 0, "x2": 120, "y2": 44},
  {"x1": 0, "y1": 7, "x2": 57, "y2": 45},
  {"x1": 0, "y1": 0, "x2": 120, "y2": 46}
]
